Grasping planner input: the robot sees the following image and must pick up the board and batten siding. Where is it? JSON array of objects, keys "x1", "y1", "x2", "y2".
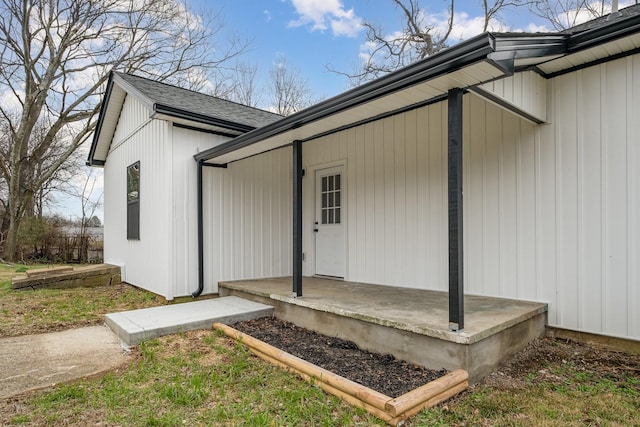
[
  {"x1": 301, "y1": 104, "x2": 449, "y2": 289},
  {"x1": 202, "y1": 148, "x2": 292, "y2": 290},
  {"x1": 477, "y1": 70, "x2": 547, "y2": 122},
  {"x1": 297, "y1": 54, "x2": 639, "y2": 340},
  {"x1": 170, "y1": 127, "x2": 232, "y2": 297},
  {"x1": 104, "y1": 95, "x2": 173, "y2": 297},
  {"x1": 104, "y1": 98, "x2": 230, "y2": 299},
  {"x1": 535, "y1": 54, "x2": 640, "y2": 339}
]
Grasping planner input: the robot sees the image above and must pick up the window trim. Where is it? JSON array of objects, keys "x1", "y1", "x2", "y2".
[{"x1": 127, "y1": 161, "x2": 140, "y2": 240}]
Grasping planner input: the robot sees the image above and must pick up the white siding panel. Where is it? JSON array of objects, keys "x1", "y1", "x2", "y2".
[
  {"x1": 111, "y1": 95, "x2": 151, "y2": 150},
  {"x1": 555, "y1": 71, "x2": 581, "y2": 331},
  {"x1": 104, "y1": 116, "x2": 171, "y2": 297},
  {"x1": 202, "y1": 148, "x2": 292, "y2": 290},
  {"x1": 579, "y1": 66, "x2": 603, "y2": 333},
  {"x1": 629, "y1": 55, "x2": 640, "y2": 339},
  {"x1": 536, "y1": 99, "x2": 559, "y2": 326},
  {"x1": 464, "y1": 94, "x2": 486, "y2": 295},
  {"x1": 170, "y1": 127, "x2": 231, "y2": 298},
  {"x1": 478, "y1": 71, "x2": 547, "y2": 122},
  {"x1": 517, "y1": 105, "x2": 537, "y2": 301},
  {"x1": 542, "y1": 55, "x2": 638, "y2": 339},
  {"x1": 288, "y1": 54, "x2": 638, "y2": 340},
  {"x1": 602, "y1": 60, "x2": 629, "y2": 336},
  {"x1": 302, "y1": 103, "x2": 448, "y2": 289}
]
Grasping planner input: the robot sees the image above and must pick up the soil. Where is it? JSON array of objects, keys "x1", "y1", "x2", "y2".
[
  {"x1": 480, "y1": 334, "x2": 640, "y2": 391},
  {"x1": 231, "y1": 317, "x2": 448, "y2": 397},
  {"x1": 231, "y1": 317, "x2": 640, "y2": 400}
]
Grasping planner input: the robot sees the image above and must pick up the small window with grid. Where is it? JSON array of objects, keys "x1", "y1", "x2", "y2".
[{"x1": 320, "y1": 173, "x2": 341, "y2": 225}]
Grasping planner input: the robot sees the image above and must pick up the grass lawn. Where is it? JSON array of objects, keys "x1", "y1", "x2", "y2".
[
  {"x1": 1, "y1": 264, "x2": 638, "y2": 426},
  {"x1": 0, "y1": 263, "x2": 166, "y2": 337}
]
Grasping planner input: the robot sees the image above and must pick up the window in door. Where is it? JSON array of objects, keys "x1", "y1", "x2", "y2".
[{"x1": 320, "y1": 173, "x2": 341, "y2": 225}]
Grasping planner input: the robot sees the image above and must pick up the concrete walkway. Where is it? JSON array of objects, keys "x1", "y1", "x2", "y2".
[
  {"x1": 0, "y1": 297, "x2": 274, "y2": 398},
  {"x1": 105, "y1": 296, "x2": 273, "y2": 346},
  {"x1": 0, "y1": 326, "x2": 128, "y2": 399}
]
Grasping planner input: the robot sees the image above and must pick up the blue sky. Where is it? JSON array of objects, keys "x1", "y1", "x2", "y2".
[{"x1": 196, "y1": 0, "x2": 551, "y2": 101}]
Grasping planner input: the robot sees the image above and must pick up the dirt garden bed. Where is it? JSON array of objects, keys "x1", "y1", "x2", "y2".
[
  {"x1": 222, "y1": 317, "x2": 468, "y2": 426},
  {"x1": 231, "y1": 317, "x2": 446, "y2": 397}
]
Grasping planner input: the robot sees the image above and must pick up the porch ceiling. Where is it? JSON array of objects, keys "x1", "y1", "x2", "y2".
[{"x1": 204, "y1": 61, "x2": 505, "y2": 165}]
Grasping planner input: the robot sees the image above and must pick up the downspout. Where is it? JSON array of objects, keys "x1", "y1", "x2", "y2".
[{"x1": 192, "y1": 159, "x2": 205, "y2": 297}]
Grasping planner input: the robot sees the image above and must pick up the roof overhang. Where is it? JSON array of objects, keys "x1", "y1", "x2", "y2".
[
  {"x1": 195, "y1": 33, "x2": 568, "y2": 165},
  {"x1": 532, "y1": 12, "x2": 640, "y2": 76},
  {"x1": 86, "y1": 73, "x2": 256, "y2": 166},
  {"x1": 196, "y1": 12, "x2": 640, "y2": 166}
]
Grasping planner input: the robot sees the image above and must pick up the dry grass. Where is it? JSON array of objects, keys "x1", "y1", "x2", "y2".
[
  {"x1": 0, "y1": 265, "x2": 638, "y2": 426},
  {"x1": 0, "y1": 263, "x2": 165, "y2": 337}
]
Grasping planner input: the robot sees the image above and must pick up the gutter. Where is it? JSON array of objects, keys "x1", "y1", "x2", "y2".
[
  {"x1": 568, "y1": 13, "x2": 640, "y2": 51},
  {"x1": 153, "y1": 104, "x2": 256, "y2": 134},
  {"x1": 192, "y1": 33, "x2": 571, "y2": 164},
  {"x1": 194, "y1": 33, "x2": 498, "y2": 163}
]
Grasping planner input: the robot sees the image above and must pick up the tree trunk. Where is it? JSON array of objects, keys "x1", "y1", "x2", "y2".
[
  {"x1": 4, "y1": 215, "x2": 18, "y2": 262},
  {"x1": 4, "y1": 160, "x2": 23, "y2": 261},
  {"x1": 4, "y1": 167, "x2": 35, "y2": 262}
]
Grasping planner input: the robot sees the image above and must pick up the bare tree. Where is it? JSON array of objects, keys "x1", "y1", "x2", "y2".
[
  {"x1": 332, "y1": 0, "x2": 527, "y2": 85},
  {"x1": 74, "y1": 169, "x2": 102, "y2": 263},
  {"x1": 482, "y1": 0, "x2": 532, "y2": 30},
  {"x1": 269, "y1": 56, "x2": 318, "y2": 116},
  {"x1": 0, "y1": 0, "x2": 248, "y2": 260},
  {"x1": 229, "y1": 62, "x2": 263, "y2": 108},
  {"x1": 529, "y1": 0, "x2": 614, "y2": 30}
]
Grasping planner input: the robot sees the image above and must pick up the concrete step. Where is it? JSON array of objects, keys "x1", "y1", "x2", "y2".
[{"x1": 105, "y1": 296, "x2": 273, "y2": 346}]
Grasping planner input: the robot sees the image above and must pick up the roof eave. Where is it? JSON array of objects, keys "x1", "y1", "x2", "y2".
[
  {"x1": 153, "y1": 104, "x2": 256, "y2": 134},
  {"x1": 195, "y1": 33, "x2": 499, "y2": 163},
  {"x1": 86, "y1": 72, "x2": 115, "y2": 166},
  {"x1": 568, "y1": 13, "x2": 640, "y2": 51}
]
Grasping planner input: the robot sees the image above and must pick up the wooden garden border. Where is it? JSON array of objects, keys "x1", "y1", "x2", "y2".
[{"x1": 214, "y1": 322, "x2": 468, "y2": 426}]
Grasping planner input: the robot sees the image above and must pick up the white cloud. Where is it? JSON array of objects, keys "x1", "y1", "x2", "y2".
[
  {"x1": 424, "y1": 9, "x2": 511, "y2": 43},
  {"x1": 264, "y1": 10, "x2": 272, "y2": 22},
  {"x1": 524, "y1": 23, "x2": 551, "y2": 33},
  {"x1": 0, "y1": 88, "x2": 25, "y2": 113},
  {"x1": 288, "y1": 0, "x2": 363, "y2": 37}
]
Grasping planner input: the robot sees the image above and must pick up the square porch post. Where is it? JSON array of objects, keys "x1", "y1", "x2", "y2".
[
  {"x1": 448, "y1": 88, "x2": 464, "y2": 332},
  {"x1": 292, "y1": 140, "x2": 303, "y2": 297}
]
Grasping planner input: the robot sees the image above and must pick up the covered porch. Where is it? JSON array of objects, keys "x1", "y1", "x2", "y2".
[{"x1": 219, "y1": 277, "x2": 547, "y2": 383}]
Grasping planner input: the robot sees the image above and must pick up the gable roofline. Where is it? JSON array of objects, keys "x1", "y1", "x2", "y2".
[
  {"x1": 113, "y1": 72, "x2": 282, "y2": 128},
  {"x1": 195, "y1": 10, "x2": 640, "y2": 164},
  {"x1": 86, "y1": 72, "x2": 117, "y2": 166},
  {"x1": 86, "y1": 72, "x2": 281, "y2": 166}
]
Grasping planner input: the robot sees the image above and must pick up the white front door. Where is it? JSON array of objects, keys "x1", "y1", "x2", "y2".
[{"x1": 314, "y1": 166, "x2": 345, "y2": 278}]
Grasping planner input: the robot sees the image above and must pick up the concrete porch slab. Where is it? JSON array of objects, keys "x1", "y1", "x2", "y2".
[
  {"x1": 105, "y1": 296, "x2": 273, "y2": 346},
  {"x1": 219, "y1": 277, "x2": 548, "y2": 383}
]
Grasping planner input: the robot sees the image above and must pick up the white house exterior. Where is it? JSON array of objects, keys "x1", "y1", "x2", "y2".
[
  {"x1": 89, "y1": 6, "x2": 640, "y2": 342},
  {"x1": 87, "y1": 73, "x2": 281, "y2": 299}
]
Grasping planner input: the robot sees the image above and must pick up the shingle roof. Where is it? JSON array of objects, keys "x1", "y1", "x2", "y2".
[
  {"x1": 563, "y1": 4, "x2": 640, "y2": 34},
  {"x1": 116, "y1": 72, "x2": 281, "y2": 129}
]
